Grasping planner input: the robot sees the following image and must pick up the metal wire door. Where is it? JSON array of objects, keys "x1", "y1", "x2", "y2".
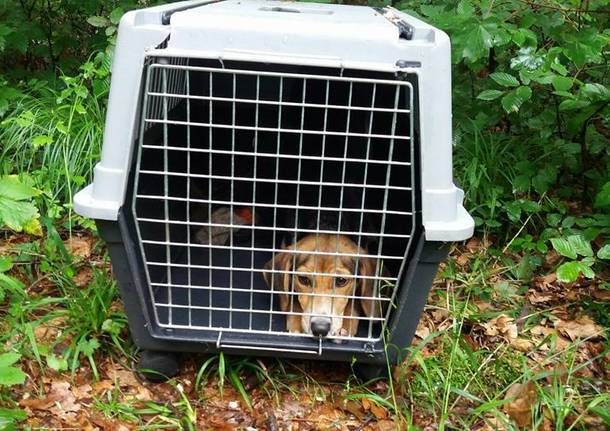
[{"x1": 131, "y1": 57, "x2": 416, "y2": 346}]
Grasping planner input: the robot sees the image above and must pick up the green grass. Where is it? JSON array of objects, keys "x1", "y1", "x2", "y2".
[
  {"x1": 0, "y1": 230, "x2": 126, "y2": 381},
  {"x1": 0, "y1": 67, "x2": 106, "y2": 209},
  {"x1": 0, "y1": 227, "x2": 608, "y2": 430}
]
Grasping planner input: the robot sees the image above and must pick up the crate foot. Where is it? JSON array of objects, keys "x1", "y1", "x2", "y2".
[
  {"x1": 137, "y1": 350, "x2": 180, "y2": 382},
  {"x1": 354, "y1": 363, "x2": 389, "y2": 381}
]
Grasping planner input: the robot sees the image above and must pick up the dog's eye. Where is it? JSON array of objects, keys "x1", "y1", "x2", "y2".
[
  {"x1": 297, "y1": 275, "x2": 311, "y2": 286},
  {"x1": 335, "y1": 277, "x2": 349, "y2": 287}
]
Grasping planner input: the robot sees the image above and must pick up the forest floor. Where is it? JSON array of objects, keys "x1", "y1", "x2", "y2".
[{"x1": 1, "y1": 231, "x2": 608, "y2": 430}]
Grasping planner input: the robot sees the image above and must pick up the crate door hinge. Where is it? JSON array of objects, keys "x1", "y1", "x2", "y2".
[{"x1": 374, "y1": 7, "x2": 414, "y2": 40}]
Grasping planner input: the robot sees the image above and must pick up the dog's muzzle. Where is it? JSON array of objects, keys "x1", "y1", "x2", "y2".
[{"x1": 310, "y1": 317, "x2": 332, "y2": 337}]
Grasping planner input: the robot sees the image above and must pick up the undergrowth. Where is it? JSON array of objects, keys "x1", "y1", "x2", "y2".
[{"x1": 0, "y1": 0, "x2": 608, "y2": 430}]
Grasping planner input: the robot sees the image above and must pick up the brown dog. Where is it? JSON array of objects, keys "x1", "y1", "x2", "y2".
[{"x1": 263, "y1": 234, "x2": 385, "y2": 338}]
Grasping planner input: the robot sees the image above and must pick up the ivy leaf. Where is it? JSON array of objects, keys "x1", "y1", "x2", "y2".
[
  {"x1": 78, "y1": 338, "x2": 100, "y2": 357},
  {"x1": 505, "y1": 200, "x2": 521, "y2": 222},
  {"x1": 597, "y1": 244, "x2": 610, "y2": 260},
  {"x1": 102, "y1": 319, "x2": 124, "y2": 337},
  {"x1": 556, "y1": 261, "x2": 594, "y2": 283},
  {"x1": 31, "y1": 135, "x2": 53, "y2": 148},
  {"x1": 0, "y1": 353, "x2": 26, "y2": 387},
  {"x1": 501, "y1": 86, "x2": 532, "y2": 113},
  {"x1": 558, "y1": 99, "x2": 590, "y2": 111},
  {"x1": 462, "y1": 24, "x2": 493, "y2": 63},
  {"x1": 551, "y1": 61, "x2": 568, "y2": 76},
  {"x1": 582, "y1": 83, "x2": 610, "y2": 102},
  {"x1": 551, "y1": 235, "x2": 593, "y2": 259},
  {"x1": 86, "y1": 16, "x2": 109, "y2": 28},
  {"x1": 0, "y1": 353, "x2": 20, "y2": 368},
  {"x1": 0, "y1": 367, "x2": 26, "y2": 386},
  {"x1": 510, "y1": 47, "x2": 543, "y2": 70},
  {"x1": 456, "y1": 0, "x2": 474, "y2": 16},
  {"x1": 532, "y1": 165, "x2": 557, "y2": 194},
  {"x1": 490, "y1": 72, "x2": 520, "y2": 87},
  {"x1": 550, "y1": 237, "x2": 576, "y2": 259},
  {"x1": 546, "y1": 213, "x2": 562, "y2": 227},
  {"x1": 109, "y1": 8, "x2": 124, "y2": 25},
  {"x1": 512, "y1": 28, "x2": 537, "y2": 48},
  {"x1": 594, "y1": 182, "x2": 610, "y2": 208},
  {"x1": 569, "y1": 235, "x2": 594, "y2": 257},
  {"x1": 46, "y1": 354, "x2": 68, "y2": 372},
  {"x1": 477, "y1": 89, "x2": 504, "y2": 100},
  {"x1": 22, "y1": 218, "x2": 42, "y2": 236},
  {"x1": 563, "y1": 29, "x2": 607, "y2": 67},
  {"x1": 0, "y1": 198, "x2": 40, "y2": 233},
  {"x1": 0, "y1": 176, "x2": 40, "y2": 201},
  {"x1": 551, "y1": 76, "x2": 573, "y2": 92},
  {"x1": 0, "y1": 408, "x2": 27, "y2": 429},
  {"x1": 0, "y1": 257, "x2": 11, "y2": 273}
]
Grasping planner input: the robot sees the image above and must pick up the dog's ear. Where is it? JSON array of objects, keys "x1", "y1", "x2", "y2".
[
  {"x1": 263, "y1": 252, "x2": 292, "y2": 311},
  {"x1": 358, "y1": 252, "x2": 387, "y2": 319}
]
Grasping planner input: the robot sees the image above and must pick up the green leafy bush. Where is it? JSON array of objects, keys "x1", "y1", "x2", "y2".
[
  {"x1": 0, "y1": 53, "x2": 109, "y2": 207},
  {"x1": 396, "y1": 0, "x2": 610, "y2": 285},
  {"x1": 0, "y1": 352, "x2": 26, "y2": 387},
  {"x1": 0, "y1": 175, "x2": 41, "y2": 235}
]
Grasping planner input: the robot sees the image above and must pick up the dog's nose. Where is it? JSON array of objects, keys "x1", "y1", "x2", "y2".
[{"x1": 310, "y1": 317, "x2": 332, "y2": 337}]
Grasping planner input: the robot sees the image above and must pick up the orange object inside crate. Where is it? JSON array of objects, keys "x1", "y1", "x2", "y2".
[{"x1": 234, "y1": 207, "x2": 254, "y2": 224}]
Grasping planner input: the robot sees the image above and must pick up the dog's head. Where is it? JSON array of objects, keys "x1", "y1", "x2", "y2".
[{"x1": 263, "y1": 234, "x2": 381, "y2": 337}]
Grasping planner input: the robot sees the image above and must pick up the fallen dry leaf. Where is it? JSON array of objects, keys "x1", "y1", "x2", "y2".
[
  {"x1": 21, "y1": 381, "x2": 82, "y2": 421},
  {"x1": 63, "y1": 236, "x2": 92, "y2": 259},
  {"x1": 91, "y1": 379, "x2": 115, "y2": 395},
  {"x1": 456, "y1": 254, "x2": 470, "y2": 266},
  {"x1": 337, "y1": 399, "x2": 366, "y2": 420},
  {"x1": 503, "y1": 381, "x2": 537, "y2": 428},
  {"x1": 474, "y1": 300, "x2": 492, "y2": 312},
  {"x1": 544, "y1": 250, "x2": 561, "y2": 268},
  {"x1": 376, "y1": 419, "x2": 401, "y2": 431},
  {"x1": 555, "y1": 316, "x2": 605, "y2": 341},
  {"x1": 482, "y1": 314, "x2": 518, "y2": 340},
  {"x1": 370, "y1": 402, "x2": 388, "y2": 420},
  {"x1": 361, "y1": 397, "x2": 371, "y2": 411},
  {"x1": 591, "y1": 289, "x2": 610, "y2": 301},
  {"x1": 431, "y1": 308, "x2": 449, "y2": 322},
  {"x1": 528, "y1": 291, "x2": 554, "y2": 304},
  {"x1": 466, "y1": 237, "x2": 482, "y2": 253},
  {"x1": 510, "y1": 337, "x2": 534, "y2": 352},
  {"x1": 33, "y1": 317, "x2": 66, "y2": 344},
  {"x1": 107, "y1": 368, "x2": 140, "y2": 387},
  {"x1": 48, "y1": 381, "x2": 81, "y2": 418},
  {"x1": 415, "y1": 321, "x2": 431, "y2": 339},
  {"x1": 72, "y1": 384, "x2": 92, "y2": 400},
  {"x1": 72, "y1": 267, "x2": 93, "y2": 287}
]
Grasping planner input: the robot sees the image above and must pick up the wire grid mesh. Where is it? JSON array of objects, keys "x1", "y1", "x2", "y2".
[{"x1": 132, "y1": 58, "x2": 416, "y2": 345}]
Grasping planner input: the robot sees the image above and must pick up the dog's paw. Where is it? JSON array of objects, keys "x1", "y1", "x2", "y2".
[{"x1": 331, "y1": 328, "x2": 349, "y2": 344}]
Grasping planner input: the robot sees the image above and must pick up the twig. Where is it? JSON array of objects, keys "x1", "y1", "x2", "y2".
[
  {"x1": 265, "y1": 407, "x2": 280, "y2": 431},
  {"x1": 518, "y1": 0, "x2": 610, "y2": 14}
]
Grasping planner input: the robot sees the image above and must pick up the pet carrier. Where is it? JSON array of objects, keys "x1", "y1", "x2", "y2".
[{"x1": 75, "y1": 0, "x2": 473, "y2": 379}]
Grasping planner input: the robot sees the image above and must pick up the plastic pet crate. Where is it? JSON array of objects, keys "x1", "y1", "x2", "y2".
[{"x1": 74, "y1": 0, "x2": 474, "y2": 379}]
